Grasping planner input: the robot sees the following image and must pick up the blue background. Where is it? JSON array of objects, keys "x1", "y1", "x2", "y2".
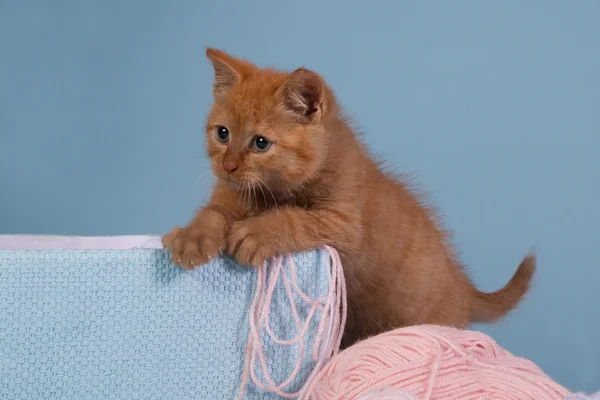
[{"x1": 1, "y1": 0, "x2": 598, "y2": 393}]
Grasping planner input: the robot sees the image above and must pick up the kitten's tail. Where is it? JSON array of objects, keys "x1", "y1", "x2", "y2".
[{"x1": 470, "y1": 254, "x2": 536, "y2": 323}]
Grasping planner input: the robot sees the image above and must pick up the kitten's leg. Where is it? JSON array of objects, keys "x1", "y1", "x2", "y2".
[
  {"x1": 163, "y1": 184, "x2": 244, "y2": 269},
  {"x1": 227, "y1": 205, "x2": 359, "y2": 268}
]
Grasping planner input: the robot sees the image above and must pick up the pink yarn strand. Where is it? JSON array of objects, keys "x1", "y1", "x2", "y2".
[{"x1": 237, "y1": 246, "x2": 347, "y2": 400}]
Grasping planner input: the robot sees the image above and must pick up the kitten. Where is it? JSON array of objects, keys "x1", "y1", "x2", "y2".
[{"x1": 163, "y1": 48, "x2": 535, "y2": 348}]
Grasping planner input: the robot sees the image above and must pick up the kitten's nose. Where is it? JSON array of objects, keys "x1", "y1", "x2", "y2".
[{"x1": 223, "y1": 159, "x2": 238, "y2": 174}]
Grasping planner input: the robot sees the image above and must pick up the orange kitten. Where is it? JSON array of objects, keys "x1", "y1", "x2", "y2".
[{"x1": 163, "y1": 48, "x2": 535, "y2": 348}]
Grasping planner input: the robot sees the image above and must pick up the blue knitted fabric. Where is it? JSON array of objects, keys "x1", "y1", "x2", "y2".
[{"x1": 0, "y1": 248, "x2": 331, "y2": 399}]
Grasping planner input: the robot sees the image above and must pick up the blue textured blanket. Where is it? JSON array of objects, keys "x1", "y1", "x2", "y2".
[{"x1": 0, "y1": 235, "x2": 338, "y2": 400}]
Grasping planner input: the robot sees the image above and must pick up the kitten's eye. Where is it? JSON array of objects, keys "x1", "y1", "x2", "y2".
[
  {"x1": 216, "y1": 126, "x2": 229, "y2": 143},
  {"x1": 253, "y1": 136, "x2": 272, "y2": 152}
]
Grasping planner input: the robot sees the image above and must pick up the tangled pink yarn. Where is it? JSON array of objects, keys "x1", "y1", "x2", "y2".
[
  {"x1": 304, "y1": 324, "x2": 571, "y2": 400},
  {"x1": 237, "y1": 246, "x2": 347, "y2": 399}
]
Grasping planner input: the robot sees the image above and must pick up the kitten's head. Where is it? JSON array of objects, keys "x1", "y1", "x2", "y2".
[{"x1": 204, "y1": 48, "x2": 331, "y2": 194}]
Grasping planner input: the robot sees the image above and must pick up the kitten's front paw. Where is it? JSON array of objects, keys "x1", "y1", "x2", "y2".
[
  {"x1": 227, "y1": 219, "x2": 278, "y2": 268},
  {"x1": 162, "y1": 226, "x2": 224, "y2": 270}
]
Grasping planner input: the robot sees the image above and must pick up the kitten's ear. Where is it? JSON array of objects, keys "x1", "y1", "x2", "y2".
[
  {"x1": 278, "y1": 68, "x2": 325, "y2": 123},
  {"x1": 205, "y1": 48, "x2": 253, "y2": 99}
]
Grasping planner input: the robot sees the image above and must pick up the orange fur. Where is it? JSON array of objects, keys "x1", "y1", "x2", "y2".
[{"x1": 162, "y1": 48, "x2": 536, "y2": 348}]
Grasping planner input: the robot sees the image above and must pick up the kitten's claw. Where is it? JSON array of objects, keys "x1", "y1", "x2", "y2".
[{"x1": 162, "y1": 226, "x2": 223, "y2": 269}]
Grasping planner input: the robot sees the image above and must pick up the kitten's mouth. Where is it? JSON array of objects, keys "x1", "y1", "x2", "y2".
[{"x1": 223, "y1": 176, "x2": 255, "y2": 191}]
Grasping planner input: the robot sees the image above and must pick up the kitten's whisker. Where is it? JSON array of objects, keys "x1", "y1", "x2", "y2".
[
  {"x1": 243, "y1": 182, "x2": 252, "y2": 214},
  {"x1": 252, "y1": 185, "x2": 258, "y2": 214},
  {"x1": 256, "y1": 180, "x2": 267, "y2": 211},
  {"x1": 283, "y1": 182, "x2": 294, "y2": 198},
  {"x1": 238, "y1": 182, "x2": 246, "y2": 212},
  {"x1": 247, "y1": 183, "x2": 252, "y2": 214},
  {"x1": 258, "y1": 177, "x2": 278, "y2": 215},
  {"x1": 235, "y1": 183, "x2": 243, "y2": 209},
  {"x1": 242, "y1": 182, "x2": 247, "y2": 213}
]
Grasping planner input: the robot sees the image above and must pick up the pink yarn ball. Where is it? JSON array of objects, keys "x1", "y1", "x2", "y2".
[
  {"x1": 307, "y1": 325, "x2": 570, "y2": 400},
  {"x1": 356, "y1": 386, "x2": 421, "y2": 400}
]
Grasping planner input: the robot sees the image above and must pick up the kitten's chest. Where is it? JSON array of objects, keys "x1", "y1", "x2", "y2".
[
  {"x1": 262, "y1": 190, "x2": 318, "y2": 210},
  {"x1": 243, "y1": 191, "x2": 314, "y2": 217},
  {"x1": 278, "y1": 195, "x2": 314, "y2": 209}
]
